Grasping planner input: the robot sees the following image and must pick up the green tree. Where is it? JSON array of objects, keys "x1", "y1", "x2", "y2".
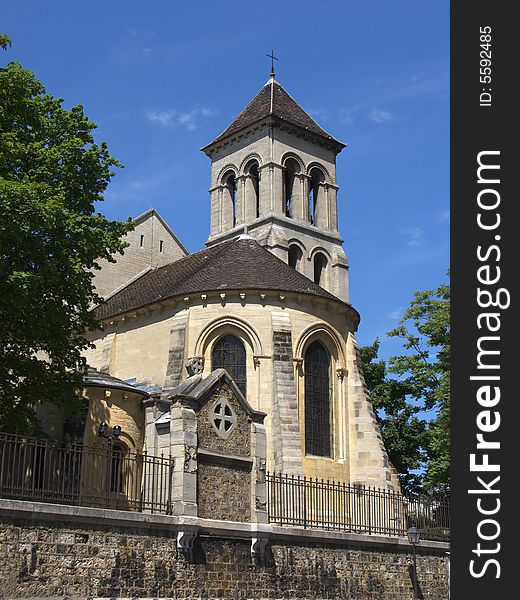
[
  {"x1": 0, "y1": 41, "x2": 133, "y2": 433},
  {"x1": 361, "y1": 275, "x2": 450, "y2": 493},
  {"x1": 360, "y1": 340, "x2": 428, "y2": 493}
]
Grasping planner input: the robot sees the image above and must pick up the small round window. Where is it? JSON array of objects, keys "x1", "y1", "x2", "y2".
[{"x1": 209, "y1": 397, "x2": 237, "y2": 439}]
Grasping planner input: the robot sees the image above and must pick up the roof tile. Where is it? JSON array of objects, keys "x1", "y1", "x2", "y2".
[{"x1": 94, "y1": 237, "x2": 344, "y2": 320}]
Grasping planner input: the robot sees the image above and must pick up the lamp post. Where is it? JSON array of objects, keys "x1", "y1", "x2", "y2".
[
  {"x1": 97, "y1": 422, "x2": 122, "y2": 446},
  {"x1": 407, "y1": 525, "x2": 420, "y2": 599}
]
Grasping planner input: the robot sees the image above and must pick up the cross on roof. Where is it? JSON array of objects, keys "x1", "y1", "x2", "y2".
[{"x1": 266, "y1": 50, "x2": 279, "y2": 78}]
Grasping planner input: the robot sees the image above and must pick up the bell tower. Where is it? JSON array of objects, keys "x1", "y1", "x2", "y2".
[{"x1": 201, "y1": 72, "x2": 350, "y2": 303}]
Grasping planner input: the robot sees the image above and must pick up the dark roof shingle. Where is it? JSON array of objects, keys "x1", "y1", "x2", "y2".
[
  {"x1": 203, "y1": 78, "x2": 345, "y2": 150},
  {"x1": 95, "y1": 237, "x2": 348, "y2": 320}
]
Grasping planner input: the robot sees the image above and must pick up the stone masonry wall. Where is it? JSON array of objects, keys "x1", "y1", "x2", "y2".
[
  {"x1": 197, "y1": 462, "x2": 251, "y2": 522},
  {"x1": 0, "y1": 512, "x2": 449, "y2": 600}
]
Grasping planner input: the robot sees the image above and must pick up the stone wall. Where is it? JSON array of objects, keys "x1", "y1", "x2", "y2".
[
  {"x1": 197, "y1": 462, "x2": 251, "y2": 522},
  {"x1": 0, "y1": 501, "x2": 449, "y2": 600}
]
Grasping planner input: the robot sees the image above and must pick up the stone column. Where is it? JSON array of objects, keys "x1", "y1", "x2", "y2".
[
  {"x1": 315, "y1": 182, "x2": 329, "y2": 229},
  {"x1": 302, "y1": 175, "x2": 311, "y2": 223},
  {"x1": 258, "y1": 164, "x2": 271, "y2": 216},
  {"x1": 235, "y1": 175, "x2": 246, "y2": 226},
  {"x1": 328, "y1": 184, "x2": 339, "y2": 232},
  {"x1": 270, "y1": 312, "x2": 303, "y2": 474},
  {"x1": 209, "y1": 186, "x2": 221, "y2": 235},
  {"x1": 244, "y1": 173, "x2": 258, "y2": 222},
  {"x1": 251, "y1": 420, "x2": 268, "y2": 523},
  {"x1": 331, "y1": 247, "x2": 350, "y2": 304},
  {"x1": 290, "y1": 173, "x2": 305, "y2": 220},
  {"x1": 169, "y1": 399, "x2": 198, "y2": 516},
  {"x1": 161, "y1": 312, "x2": 188, "y2": 398},
  {"x1": 272, "y1": 163, "x2": 284, "y2": 216}
]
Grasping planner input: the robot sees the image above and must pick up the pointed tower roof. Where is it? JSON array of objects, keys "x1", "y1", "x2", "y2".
[{"x1": 202, "y1": 77, "x2": 346, "y2": 152}]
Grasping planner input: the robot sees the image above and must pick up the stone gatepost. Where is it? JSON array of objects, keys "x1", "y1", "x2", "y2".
[
  {"x1": 169, "y1": 398, "x2": 198, "y2": 517},
  {"x1": 165, "y1": 368, "x2": 267, "y2": 523}
]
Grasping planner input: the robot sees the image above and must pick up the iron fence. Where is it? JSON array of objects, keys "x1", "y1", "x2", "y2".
[
  {"x1": 266, "y1": 472, "x2": 450, "y2": 542},
  {"x1": 0, "y1": 432, "x2": 174, "y2": 514}
]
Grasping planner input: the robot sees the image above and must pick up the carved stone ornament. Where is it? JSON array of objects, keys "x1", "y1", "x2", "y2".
[
  {"x1": 209, "y1": 396, "x2": 237, "y2": 439},
  {"x1": 251, "y1": 536, "x2": 269, "y2": 566},
  {"x1": 255, "y1": 497, "x2": 267, "y2": 511},
  {"x1": 186, "y1": 356, "x2": 204, "y2": 376},
  {"x1": 256, "y1": 458, "x2": 267, "y2": 483},
  {"x1": 183, "y1": 445, "x2": 197, "y2": 473},
  {"x1": 177, "y1": 530, "x2": 197, "y2": 563}
]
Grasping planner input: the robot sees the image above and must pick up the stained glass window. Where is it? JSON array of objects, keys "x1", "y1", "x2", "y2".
[
  {"x1": 212, "y1": 335, "x2": 247, "y2": 396},
  {"x1": 304, "y1": 341, "x2": 331, "y2": 457}
]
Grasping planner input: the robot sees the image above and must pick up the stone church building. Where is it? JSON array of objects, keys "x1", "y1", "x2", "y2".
[{"x1": 85, "y1": 72, "x2": 399, "y2": 492}]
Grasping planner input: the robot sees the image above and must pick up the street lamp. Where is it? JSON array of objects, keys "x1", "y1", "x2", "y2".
[
  {"x1": 407, "y1": 526, "x2": 421, "y2": 599},
  {"x1": 97, "y1": 422, "x2": 122, "y2": 445}
]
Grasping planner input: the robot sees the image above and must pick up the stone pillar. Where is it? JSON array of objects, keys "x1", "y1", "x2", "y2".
[
  {"x1": 209, "y1": 187, "x2": 221, "y2": 235},
  {"x1": 302, "y1": 175, "x2": 311, "y2": 223},
  {"x1": 331, "y1": 247, "x2": 350, "y2": 304},
  {"x1": 162, "y1": 312, "x2": 188, "y2": 398},
  {"x1": 235, "y1": 175, "x2": 246, "y2": 226},
  {"x1": 290, "y1": 173, "x2": 305, "y2": 220},
  {"x1": 244, "y1": 173, "x2": 259, "y2": 222},
  {"x1": 251, "y1": 421, "x2": 268, "y2": 523},
  {"x1": 169, "y1": 399, "x2": 198, "y2": 516},
  {"x1": 272, "y1": 163, "x2": 284, "y2": 216},
  {"x1": 258, "y1": 164, "x2": 271, "y2": 216},
  {"x1": 328, "y1": 184, "x2": 339, "y2": 232},
  {"x1": 270, "y1": 312, "x2": 303, "y2": 474},
  {"x1": 315, "y1": 182, "x2": 328, "y2": 229}
]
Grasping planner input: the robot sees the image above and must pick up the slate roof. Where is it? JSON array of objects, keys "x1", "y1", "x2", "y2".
[
  {"x1": 166, "y1": 369, "x2": 266, "y2": 423},
  {"x1": 94, "y1": 236, "x2": 348, "y2": 321},
  {"x1": 83, "y1": 368, "x2": 150, "y2": 398},
  {"x1": 203, "y1": 78, "x2": 345, "y2": 150}
]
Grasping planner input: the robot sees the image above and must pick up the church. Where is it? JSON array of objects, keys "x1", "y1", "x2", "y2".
[{"x1": 83, "y1": 68, "x2": 399, "y2": 492}]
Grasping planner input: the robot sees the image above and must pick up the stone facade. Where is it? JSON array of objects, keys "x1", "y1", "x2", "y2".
[
  {"x1": 81, "y1": 75, "x2": 401, "y2": 493},
  {"x1": 92, "y1": 208, "x2": 188, "y2": 300},
  {"x1": 86, "y1": 292, "x2": 399, "y2": 491},
  {"x1": 0, "y1": 502, "x2": 450, "y2": 600}
]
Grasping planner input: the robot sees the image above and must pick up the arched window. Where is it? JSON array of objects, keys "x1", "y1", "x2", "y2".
[
  {"x1": 283, "y1": 158, "x2": 300, "y2": 218},
  {"x1": 110, "y1": 444, "x2": 126, "y2": 494},
  {"x1": 304, "y1": 341, "x2": 331, "y2": 457},
  {"x1": 288, "y1": 244, "x2": 303, "y2": 271},
  {"x1": 211, "y1": 334, "x2": 247, "y2": 396},
  {"x1": 313, "y1": 252, "x2": 327, "y2": 286},
  {"x1": 223, "y1": 171, "x2": 237, "y2": 227},
  {"x1": 309, "y1": 167, "x2": 325, "y2": 226}
]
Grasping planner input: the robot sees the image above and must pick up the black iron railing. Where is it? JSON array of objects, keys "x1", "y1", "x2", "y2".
[
  {"x1": 0, "y1": 432, "x2": 174, "y2": 514},
  {"x1": 266, "y1": 472, "x2": 450, "y2": 542}
]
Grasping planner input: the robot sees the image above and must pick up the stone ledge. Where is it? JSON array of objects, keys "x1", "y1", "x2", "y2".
[{"x1": 0, "y1": 498, "x2": 449, "y2": 554}]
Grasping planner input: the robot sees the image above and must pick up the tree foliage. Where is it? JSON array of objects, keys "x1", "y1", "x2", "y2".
[
  {"x1": 0, "y1": 45, "x2": 133, "y2": 433},
  {"x1": 361, "y1": 275, "x2": 450, "y2": 493},
  {"x1": 360, "y1": 340, "x2": 428, "y2": 493}
]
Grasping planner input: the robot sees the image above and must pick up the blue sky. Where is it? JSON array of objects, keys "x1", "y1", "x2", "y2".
[{"x1": 3, "y1": 0, "x2": 449, "y2": 360}]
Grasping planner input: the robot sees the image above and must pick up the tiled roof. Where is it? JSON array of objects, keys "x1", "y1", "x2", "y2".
[
  {"x1": 203, "y1": 78, "x2": 345, "y2": 149},
  {"x1": 94, "y1": 236, "x2": 346, "y2": 320}
]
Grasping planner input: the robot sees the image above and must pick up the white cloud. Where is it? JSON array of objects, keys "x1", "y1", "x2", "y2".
[
  {"x1": 146, "y1": 106, "x2": 216, "y2": 130},
  {"x1": 385, "y1": 309, "x2": 403, "y2": 321},
  {"x1": 369, "y1": 108, "x2": 393, "y2": 123},
  {"x1": 402, "y1": 227, "x2": 425, "y2": 247},
  {"x1": 441, "y1": 210, "x2": 450, "y2": 222}
]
